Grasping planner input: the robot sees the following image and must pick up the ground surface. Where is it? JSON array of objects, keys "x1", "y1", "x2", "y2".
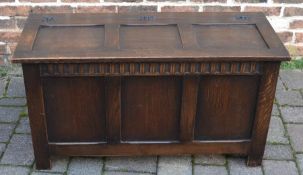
[{"x1": 0, "y1": 69, "x2": 302, "y2": 175}]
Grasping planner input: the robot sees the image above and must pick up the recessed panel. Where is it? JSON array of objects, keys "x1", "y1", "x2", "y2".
[
  {"x1": 195, "y1": 76, "x2": 260, "y2": 140},
  {"x1": 120, "y1": 25, "x2": 182, "y2": 49},
  {"x1": 33, "y1": 26, "x2": 105, "y2": 53},
  {"x1": 194, "y1": 24, "x2": 268, "y2": 50},
  {"x1": 121, "y1": 76, "x2": 182, "y2": 141},
  {"x1": 43, "y1": 77, "x2": 106, "y2": 142}
]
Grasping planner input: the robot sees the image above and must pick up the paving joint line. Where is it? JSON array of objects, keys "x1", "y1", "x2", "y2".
[
  {"x1": 64, "y1": 156, "x2": 72, "y2": 175},
  {"x1": 276, "y1": 101, "x2": 302, "y2": 175},
  {"x1": 225, "y1": 155, "x2": 231, "y2": 175},
  {"x1": 3, "y1": 77, "x2": 10, "y2": 98},
  {"x1": 0, "y1": 109, "x2": 31, "y2": 168},
  {"x1": 191, "y1": 155, "x2": 194, "y2": 175},
  {"x1": 101, "y1": 156, "x2": 106, "y2": 175},
  {"x1": 155, "y1": 155, "x2": 159, "y2": 175},
  {"x1": 278, "y1": 75, "x2": 289, "y2": 91}
]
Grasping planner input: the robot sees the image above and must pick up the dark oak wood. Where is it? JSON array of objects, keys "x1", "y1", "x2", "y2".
[
  {"x1": 49, "y1": 141, "x2": 251, "y2": 156},
  {"x1": 180, "y1": 76, "x2": 199, "y2": 142},
  {"x1": 105, "y1": 77, "x2": 121, "y2": 143},
  {"x1": 247, "y1": 62, "x2": 280, "y2": 166},
  {"x1": 13, "y1": 13, "x2": 291, "y2": 169},
  {"x1": 121, "y1": 76, "x2": 181, "y2": 141},
  {"x1": 12, "y1": 12, "x2": 289, "y2": 63},
  {"x1": 43, "y1": 77, "x2": 107, "y2": 142},
  {"x1": 39, "y1": 62, "x2": 263, "y2": 76},
  {"x1": 105, "y1": 24, "x2": 120, "y2": 49},
  {"x1": 22, "y1": 64, "x2": 51, "y2": 169},
  {"x1": 195, "y1": 75, "x2": 259, "y2": 140}
]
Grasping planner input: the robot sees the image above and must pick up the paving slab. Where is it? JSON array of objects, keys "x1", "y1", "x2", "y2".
[
  {"x1": 272, "y1": 104, "x2": 280, "y2": 116},
  {"x1": 0, "y1": 134, "x2": 34, "y2": 166},
  {"x1": 7, "y1": 65, "x2": 23, "y2": 77},
  {"x1": 0, "y1": 123, "x2": 15, "y2": 143},
  {"x1": 263, "y1": 160, "x2": 299, "y2": 175},
  {"x1": 35, "y1": 156, "x2": 69, "y2": 173},
  {"x1": 0, "y1": 98, "x2": 26, "y2": 106},
  {"x1": 286, "y1": 124, "x2": 303, "y2": 152},
  {"x1": 281, "y1": 106, "x2": 303, "y2": 123},
  {"x1": 67, "y1": 157, "x2": 103, "y2": 175},
  {"x1": 228, "y1": 158, "x2": 263, "y2": 175},
  {"x1": 7, "y1": 77, "x2": 25, "y2": 97},
  {"x1": 0, "y1": 78, "x2": 7, "y2": 97},
  {"x1": 0, "y1": 107, "x2": 23, "y2": 123},
  {"x1": 31, "y1": 172, "x2": 63, "y2": 175},
  {"x1": 275, "y1": 90, "x2": 303, "y2": 106},
  {"x1": 267, "y1": 116, "x2": 289, "y2": 144},
  {"x1": 104, "y1": 171, "x2": 152, "y2": 175},
  {"x1": 263, "y1": 144, "x2": 293, "y2": 160},
  {"x1": 158, "y1": 156, "x2": 192, "y2": 175},
  {"x1": 194, "y1": 165, "x2": 228, "y2": 175},
  {"x1": 194, "y1": 154, "x2": 226, "y2": 165},
  {"x1": 105, "y1": 156, "x2": 157, "y2": 173},
  {"x1": 15, "y1": 117, "x2": 30, "y2": 134},
  {"x1": 280, "y1": 70, "x2": 303, "y2": 90},
  {"x1": 276, "y1": 78, "x2": 286, "y2": 91},
  {"x1": 0, "y1": 165, "x2": 30, "y2": 175},
  {"x1": 296, "y1": 154, "x2": 303, "y2": 174},
  {"x1": 0, "y1": 143, "x2": 5, "y2": 156}
]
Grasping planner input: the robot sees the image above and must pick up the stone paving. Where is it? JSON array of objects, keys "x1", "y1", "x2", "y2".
[{"x1": 0, "y1": 69, "x2": 302, "y2": 175}]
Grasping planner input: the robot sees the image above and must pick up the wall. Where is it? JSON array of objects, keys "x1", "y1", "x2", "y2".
[{"x1": 0, "y1": 0, "x2": 303, "y2": 65}]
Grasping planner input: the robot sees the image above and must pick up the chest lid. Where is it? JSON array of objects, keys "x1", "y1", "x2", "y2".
[{"x1": 12, "y1": 12, "x2": 290, "y2": 63}]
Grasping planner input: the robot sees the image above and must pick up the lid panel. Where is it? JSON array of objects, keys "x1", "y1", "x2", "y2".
[
  {"x1": 33, "y1": 25, "x2": 105, "y2": 53},
  {"x1": 12, "y1": 13, "x2": 290, "y2": 63},
  {"x1": 120, "y1": 25, "x2": 182, "y2": 49},
  {"x1": 194, "y1": 24, "x2": 268, "y2": 50}
]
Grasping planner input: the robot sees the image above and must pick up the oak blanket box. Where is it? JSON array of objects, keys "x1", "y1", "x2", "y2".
[{"x1": 11, "y1": 12, "x2": 290, "y2": 169}]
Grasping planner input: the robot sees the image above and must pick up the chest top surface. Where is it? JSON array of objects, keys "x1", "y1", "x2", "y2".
[{"x1": 12, "y1": 12, "x2": 290, "y2": 63}]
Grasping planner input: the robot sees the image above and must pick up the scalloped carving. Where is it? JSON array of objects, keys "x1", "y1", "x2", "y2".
[{"x1": 40, "y1": 62, "x2": 262, "y2": 77}]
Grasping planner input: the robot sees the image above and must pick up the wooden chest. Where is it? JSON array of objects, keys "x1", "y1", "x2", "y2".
[{"x1": 12, "y1": 12, "x2": 290, "y2": 169}]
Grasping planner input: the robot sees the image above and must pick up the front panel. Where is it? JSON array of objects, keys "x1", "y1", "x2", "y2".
[
  {"x1": 195, "y1": 75, "x2": 260, "y2": 140},
  {"x1": 40, "y1": 63, "x2": 261, "y2": 144},
  {"x1": 121, "y1": 76, "x2": 182, "y2": 141},
  {"x1": 43, "y1": 77, "x2": 107, "y2": 142}
]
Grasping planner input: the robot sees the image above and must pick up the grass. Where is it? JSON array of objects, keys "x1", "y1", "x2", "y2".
[
  {"x1": 281, "y1": 58, "x2": 303, "y2": 70},
  {"x1": 0, "y1": 66, "x2": 9, "y2": 77}
]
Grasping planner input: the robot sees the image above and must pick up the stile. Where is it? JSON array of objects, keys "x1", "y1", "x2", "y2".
[
  {"x1": 22, "y1": 64, "x2": 51, "y2": 169},
  {"x1": 105, "y1": 24, "x2": 120, "y2": 49},
  {"x1": 180, "y1": 76, "x2": 199, "y2": 142},
  {"x1": 106, "y1": 77, "x2": 122, "y2": 143},
  {"x1": 247, "y1": 62, "x2": 280, "y2": 166}
]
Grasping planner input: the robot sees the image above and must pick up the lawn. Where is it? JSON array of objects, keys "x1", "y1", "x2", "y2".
[{"x1": 281, "y1": 58, "x2": 303, "y2": 70}]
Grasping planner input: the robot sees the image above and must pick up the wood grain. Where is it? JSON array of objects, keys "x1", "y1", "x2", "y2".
[
  {"x1": 15, "y1": 13, "x2": 290, "y2": 169},
  {"x1": 39, "y1": 62, "x2": 263, "y2": 77},
  {"x1": 121, "y1": 76, "x2": 181, "y2": 141},
  {"x1": 43, "y1": 77, "x2": 107, "y2": 142},
  {"x1": 195, "y1": 75, "x2": 260, "y2": 140},
  {"x1": 23, "y1": 64, "x2": 51, "y2": 169},
  {"x1": 49, "y1": 141, "x2": 251, "y2": 156},
  {"x1": 12, "y1": 13, "x2": 290, "y2": 63},
  {"x1": 180, "y1": 76, "x2": 199, "y2": 142},
  {"x1": 106, "y1": 77, "x2": 122, "y2": 143},
  {"x1": 247, "y1": 62, "x2": 280, "y2": 166}
]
